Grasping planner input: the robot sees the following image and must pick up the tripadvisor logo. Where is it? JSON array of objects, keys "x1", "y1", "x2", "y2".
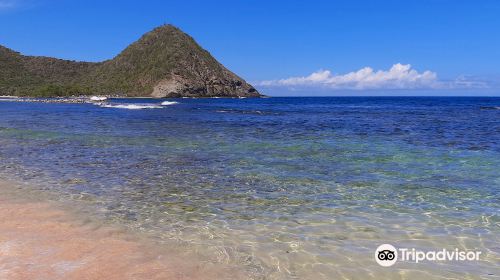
[
  {"x1": 375, "y1": 244, "x2": 397, "y2": 267},
  {"x1": 375, "y1": 244, "x2": 482, "y2": 267}
]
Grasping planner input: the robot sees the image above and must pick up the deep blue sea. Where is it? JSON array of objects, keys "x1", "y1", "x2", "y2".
[{"x1": 0, "y1": 97, "x2": 499, "y2": 279}]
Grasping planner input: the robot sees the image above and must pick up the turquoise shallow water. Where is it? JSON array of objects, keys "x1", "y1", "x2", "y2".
[{"x1": 0, "y1": 97, "x2": 499, "y2": 279}]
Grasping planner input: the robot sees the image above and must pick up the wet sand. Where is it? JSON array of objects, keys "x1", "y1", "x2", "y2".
[{"x1": 0, "y1": 181, "x2": 241, "y2": 280}]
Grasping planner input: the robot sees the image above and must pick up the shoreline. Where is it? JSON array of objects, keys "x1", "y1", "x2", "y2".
[
  {"x1": 0, "y1": 179, "x2": 243, "y2": 280},
  {"x1": 0, "y1": 95, "x2": 261, "y2": 105}
]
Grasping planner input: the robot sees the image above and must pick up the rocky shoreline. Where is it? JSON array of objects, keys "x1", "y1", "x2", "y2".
[
  {"x1": 0, "y1": 95, "x2": 258, "y2": 105},
  {"x1": 0, "y1": 96, "x2": 109, "y2": 104}
]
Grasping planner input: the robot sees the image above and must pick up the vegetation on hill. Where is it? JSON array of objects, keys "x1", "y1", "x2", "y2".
[{"x1": 0, "y1": 25, "x2": 260, "y2": 98}]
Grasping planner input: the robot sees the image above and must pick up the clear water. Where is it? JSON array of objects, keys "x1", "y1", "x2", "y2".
[{"x1": 0, "y1": 97, "x2": 499, "y2": 279}]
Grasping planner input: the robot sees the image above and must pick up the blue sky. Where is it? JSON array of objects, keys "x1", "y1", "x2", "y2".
[{"x1": 1, "y1": 0, "x2": 499, "y2": 96}]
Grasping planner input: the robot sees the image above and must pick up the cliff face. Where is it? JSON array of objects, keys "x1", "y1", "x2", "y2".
[{"x1": 0, "y1": 25, "x2": 261, "y2": 98}]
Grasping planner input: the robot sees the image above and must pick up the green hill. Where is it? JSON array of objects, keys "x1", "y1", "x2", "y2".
[{"x1": 0, "y1": 25, "x2": 261, "y2": 98}]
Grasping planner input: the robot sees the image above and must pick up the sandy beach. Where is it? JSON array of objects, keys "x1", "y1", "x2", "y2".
[{"x1": 0, "y1": 181, "x2": 240, "y2": 280}]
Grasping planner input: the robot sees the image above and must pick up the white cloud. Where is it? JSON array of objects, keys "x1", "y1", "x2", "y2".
[{"x1": 259, "y1": 63, "x2": 486, "y2": 90}]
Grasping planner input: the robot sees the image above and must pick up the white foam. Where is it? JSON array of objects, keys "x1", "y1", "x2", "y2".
[
  {"x1": 100, "y1": 104, "x2": 163, "y2": 110},
  {"x1": 90, "y1": 96, "x2": 108, "y2": 101},
  {"x1": 160, "y1": 101, "x2": 179, "y2": 106}
]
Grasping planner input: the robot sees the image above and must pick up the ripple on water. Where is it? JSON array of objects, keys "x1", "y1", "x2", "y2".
[{"x1": 0, "y1": 97, "x2": 499, "y2": 279}]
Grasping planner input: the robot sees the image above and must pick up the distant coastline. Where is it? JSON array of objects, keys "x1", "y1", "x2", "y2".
[
  {"x1": 0, "y1": 25, "x2": 261, "y2": 99},
  {"x1": 0, "y1": 95, "x2": 261, "y2": 104}
]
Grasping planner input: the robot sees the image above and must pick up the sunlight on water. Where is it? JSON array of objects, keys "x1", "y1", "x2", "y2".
[{"x1": 0, "y1": 97, "x2": 499, "y2": 279}]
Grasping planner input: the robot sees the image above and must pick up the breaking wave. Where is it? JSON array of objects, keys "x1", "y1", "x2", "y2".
[
  {"x1": 160, "y1": 101, "x2": 179, "y2": 106},
  {"x1": 99, "y1": 104, "x2": 163, "y2": 110},
  {"x1": 90, "y1": 96, "x2": 108, "y2": 102}
]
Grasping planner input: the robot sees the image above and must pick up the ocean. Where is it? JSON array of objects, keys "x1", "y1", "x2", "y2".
[{"x1": 0, "y1": 96, "x2": 499, "y2": 279}]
